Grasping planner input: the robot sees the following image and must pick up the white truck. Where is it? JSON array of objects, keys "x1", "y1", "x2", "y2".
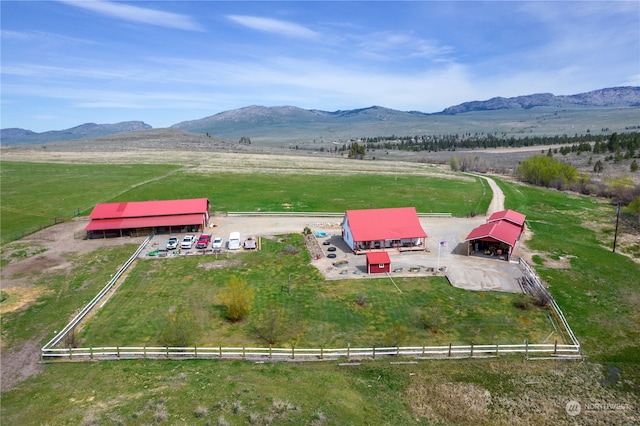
[{"x1": 228, "y1": 232, "x2": 241, "y2": 250}]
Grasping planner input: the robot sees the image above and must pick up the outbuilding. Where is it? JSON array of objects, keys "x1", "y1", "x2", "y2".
[
  {"x1": 342, "y1": 207, "x2": 427, "y2": 253},
  {"x1": 366, "y1": 251, "x2": 391, "y2": 274},
  {"x1": 464, "y1": 209, "x2": 526, "y2": 260},
  {"x1": 86, "y1": 198, "x2": 210, "y2": 238}
]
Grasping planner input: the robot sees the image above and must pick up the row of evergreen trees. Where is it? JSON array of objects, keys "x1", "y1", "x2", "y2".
[{"x1": 355, "y1": 131, "x2": 639, "y2": 155}]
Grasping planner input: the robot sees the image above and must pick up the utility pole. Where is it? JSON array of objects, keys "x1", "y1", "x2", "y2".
[{"x1": 613, "y1": 202, "x2": 620, "y2": 253}]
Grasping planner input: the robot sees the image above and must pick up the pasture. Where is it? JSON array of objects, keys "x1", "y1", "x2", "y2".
[
  {"x1": 0, "y1": 160, "x2": 490, "y2": 244},
  {"x1": 80, "y1": 234, "x2": 552, "y2": 349},
  {"x1": 1, "y1": 158, "x2": 639, "y2": 425}
]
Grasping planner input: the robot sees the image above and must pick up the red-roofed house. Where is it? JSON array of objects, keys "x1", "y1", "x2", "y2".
[
  {"x1": 464, "y1": 211, "x2": 525, "y2": 260},
  {"x1": 86, "y1": 198, "x2": 210, "y2": 238},
  {"x1": 341, "y1": 207, "x2": 427, "y2": 253},
  {"x1": 366, "y1": 251, "x2": 391, "y2": 274}
]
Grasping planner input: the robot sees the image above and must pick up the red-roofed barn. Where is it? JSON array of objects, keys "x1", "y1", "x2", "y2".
[
  {"x1": 86, "y1": 198, "x2": 210, "y2": 238},
  {"x1": 487, "y1": 209, "x2": 526, "y2": 232},
  {"x1": 342, "y1": 207, "x2": 427, "y2": 253},
  {"x1": 464, "y1": 209, "x2": 526, "y2": 260}
]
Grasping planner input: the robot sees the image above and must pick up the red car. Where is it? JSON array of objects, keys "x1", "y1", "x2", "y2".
[{"x1": 195, "y1": 234, "x2": 211, "y2": 249}]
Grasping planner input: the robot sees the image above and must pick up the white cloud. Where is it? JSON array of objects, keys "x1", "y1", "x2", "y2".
[
  {"x1": 57, "y1": 0, "x2": 204, "y2": 32},
  {"x1": 226, "y1": 15, "x2": 319, "y2": 39}
]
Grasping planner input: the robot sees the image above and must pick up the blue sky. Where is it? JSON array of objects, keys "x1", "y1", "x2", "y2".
[{"x1": 1, "y1": 1, "x2": 639, "y2": 132}]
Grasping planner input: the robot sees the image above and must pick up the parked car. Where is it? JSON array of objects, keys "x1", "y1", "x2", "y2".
[
  {"x1": 196, "y1": 234, "x2": 211, "y2": 249},
  {"x1": 166, "y1": 236, "x2": 179, "y2": 250},
  {"x1": 211, "y1": 237, "x2": 224, "y2": 249},
  {"x1": 243, "y1": 237, "x2": 257, "y2": 250},
  {"x1": 181, "y1": 234, "x2": 196, "y2": 249},
  {"x1": 228, "y1": 232, "x2": 241, "y2": 250}
]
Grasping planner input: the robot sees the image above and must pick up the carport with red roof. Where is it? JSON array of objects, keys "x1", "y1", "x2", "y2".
[
  {"x1": 464, "y1": 218, "x2": 524, "y2": 260},
  {"x1": 86, "y1": 198, "x2": 210, "y2": 238}
]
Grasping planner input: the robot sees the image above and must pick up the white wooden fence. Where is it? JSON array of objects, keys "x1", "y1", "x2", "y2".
[{"x1": 41, "y1": 341, "x2": 580, "y2": 362}]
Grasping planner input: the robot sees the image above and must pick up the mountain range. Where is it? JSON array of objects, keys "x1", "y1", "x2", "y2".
[{"x1": 2, "y1": 87, "x2": 639, "y2": 145}]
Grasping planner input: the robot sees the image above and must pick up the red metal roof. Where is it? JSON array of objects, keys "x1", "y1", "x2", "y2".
[
  {"x1": 464, "y1": 220, "x2": 522, "y2": 247},
  {"x1": 345, "y1": 207, "x2": 427, "y2": 242},
  {"x1": 89, "y1": 198, "x2": 209, "y2": 219},
  {"x1": 366, "y1": 251, "x2": 391, "y2": 264},
  {"x1": 487, "y1": 209, "x2": 526, "y2": 227},
  {"x1": 86, "y1": 214, "x2": 205, "y2": 231}
]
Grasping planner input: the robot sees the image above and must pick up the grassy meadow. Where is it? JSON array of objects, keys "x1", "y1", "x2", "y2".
[
  {"x1": 0, "y1": 160, "x2": 490, "y2": 243},
  {"x1": 0, "y1": 161, "x2": 181, "y2": 243},
  {"x1": 495, "y1": 178, "x2": 640, "y2": 361},
  {"x1": 81, "y1": 234, "x2": 552, "y2": 349},
  {"x1": 1, "y1": 160, "x2": 639, "y2": 425}
]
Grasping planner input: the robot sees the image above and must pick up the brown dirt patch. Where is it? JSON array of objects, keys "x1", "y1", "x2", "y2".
[{"x1": 406, "y1": 381, "x2": 492, "y2": 424}]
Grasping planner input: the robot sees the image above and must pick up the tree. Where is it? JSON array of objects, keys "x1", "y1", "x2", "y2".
[
  {"x1": 160, "y1": 305, "x2": 198, "y2": 347},
  {"x1": 631, "y1": 160, "x2": 638, "y2": 172},
  {"x1": 254, "y1": 304, "x2": 286, "y2": 345},
  {"x1": 449, "y1": 156, "x2": 460, "y2": 171},
  {"x1": 517, "y1": 155, "x2": 579, "y2": 189},
  {"x1": 219, "y1": 276, "x2": 254, "y2": 322},
  {"x1": 347, "y1": 142, "x2": 365, "y2": 159},
  {"x1": 239, "y1": 136, "x2": 251, "y2": 144},
  {"x1": 594, "y1": 160, "x2": 604, "y2": 173}
]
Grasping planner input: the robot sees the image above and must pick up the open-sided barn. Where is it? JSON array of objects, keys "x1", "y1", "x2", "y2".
[
  {"x1": 86, "y1": 198, "x2": 210, "y2": 238},
  {"x1": 341, "y1": 207, "x2": 427, "y2": 253},
  {"x1": 464, "y1": 209, "x2": 526, "y2": 260}
]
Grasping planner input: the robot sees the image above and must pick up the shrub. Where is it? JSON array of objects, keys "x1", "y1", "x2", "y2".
[
  {"x1": 254, "y1": 305, "x2": 286, "y2": 345},
  {"x1": 219, "y1": 276, "x2": 254, "y2": 322},
  {"x1": 282, "y1": 244, "x2": 300, "y2": 255},
  {"x1": 160, "y1": 305, "x2": 198, "y2": 347},
  {"x1": 355, "y1": 293, "x2": 367, "y2": 306},
  {"x1": 514, "y1": 295, "x2": 533, "y2": 310}
]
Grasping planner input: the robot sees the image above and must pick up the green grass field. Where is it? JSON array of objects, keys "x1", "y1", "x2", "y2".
[
  {"x1": 496, "y1": 178, "x2": 640, "y2": 360},
  {"x1": 0, "y1": 161, "x2": 181, "y2": 242},
  {"x1": 0, "y1": 161, "x2": 490, "y2": 243},
  {"x1": 1, "y1": 160, "x2": 639, "y2": 425},
  {"x1": 81, "y1": 235, "x2": 552, "y2": 349}
]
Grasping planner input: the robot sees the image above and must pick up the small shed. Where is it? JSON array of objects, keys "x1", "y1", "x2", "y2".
[{"x1": 366, "y1": 252, "x2": 391, "y2": 274}]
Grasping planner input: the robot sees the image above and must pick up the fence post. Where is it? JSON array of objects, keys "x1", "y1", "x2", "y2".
[
  {"x1": 195, "y1": 343, "x2": 198, "y2": 358},
  {"x1": 219, "y1": 345, "x2": 222, "y2": 359},
  {"x1": 524, "y1": 339, "x2": 529, "y2": 361},
  {"x1": 143, "y1": 344, "x2": 146, "y2": 359},
  {"x1": 448, "y1": 343, "x2": 452, "y2": 357},
  {"x1": 470, "y1": 343, "x2": 474, "y2": 358},
  {"x1": 90, "y1": 346, "x2": 93, "y2": 360},
  {"x1": 166, "y1": 346, "x2": 169, "y2": 358},
  {"x1": 117, "y1": 346, "x2": 120, "y2": 358},
  {"x1": 396, "y1": 345, "x2": 400, "y2": 356},
  {"x1": 347, "y1": 343, "x2": 350, "y2": 361},
  {"x1": 373, "y1": 347, "x2": 376, "y2": 360},
  {"x1": 495, "y1": 343, "x2": 499, "y2": 356},
  {"x1": 269, "y1": 344, "x2": 272, "y2": 359},
  {"x1": 554, "y1": 339, "x2": 557, "y2": 355},
  {"x1": 69, "y1": 346, "x2": 72, "y2": 360},
  {"x1": 242, "y1": 346, "x2": 245, "y2": 359},
  {"x1": 320, "y1": 347, "x2": 323, "y2": 360},
  {"x1": 292, "y1": 345, "x2": 295, "y2": 360},
  {"x1": 422, "y1": 345, "x2": 425, "y2": 356}
]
